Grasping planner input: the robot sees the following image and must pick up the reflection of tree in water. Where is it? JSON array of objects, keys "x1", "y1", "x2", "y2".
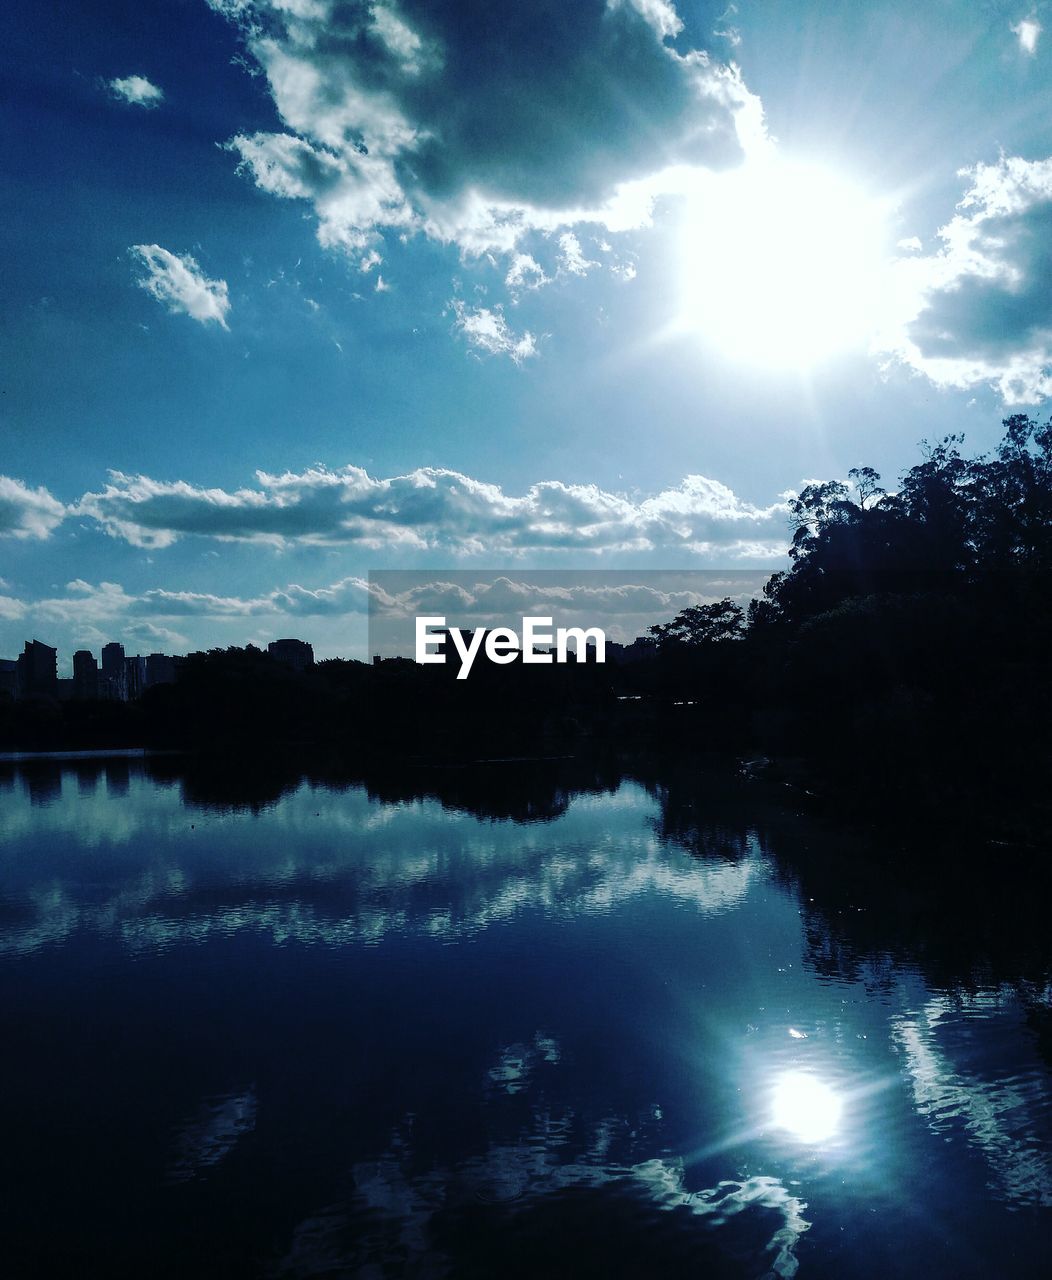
[
  {"x1": 362, "y1": 757, "x2": 624, "y2": 824},
  {"x1": 631, "y1": 756, "x2": 785, "y2": 862},
  {"x1": 145, "y1": 753, "x2": 625, "y2": 824},
  {"x1": 770, "y1": 824, "x2": 1052, "y2": 993},
  {"x1": 632, "y1": 756, "x2": 1052, "y2": 1019},
  {"x1": 145, "y1": 753, "x2": 308, "y2": 814}
]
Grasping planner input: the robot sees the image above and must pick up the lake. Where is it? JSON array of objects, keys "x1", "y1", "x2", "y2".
[{"x1": 1, "y1": 756, "x2": 1051, "y2": 1278}]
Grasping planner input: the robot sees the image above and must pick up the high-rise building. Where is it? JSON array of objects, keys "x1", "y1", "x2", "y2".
[
  {"x1": 101, "y1": 642, "x2": 127, "y2": 700},
  {"x1": 124, "y1": 655, "x2": 147, "y2": 701},
  {"x1": 267, "y1": 638, "x2": 315, "y2": 672},
  {"x1": 145, "y1": 653, "x2": 176, "y2": 687},
  {"x1": 73, "y1": 649, "x2": 99, "y2": 699},
  {"x1": 17, "y1": 639, "x2": 57, "y2": 698},
  {"x1": 0, "y1": 658, "x2": 17, "y2": 698}
]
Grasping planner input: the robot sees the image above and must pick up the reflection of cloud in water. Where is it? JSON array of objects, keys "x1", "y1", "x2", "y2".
[
  {"x1": 168, "y1": 1088, "x2": 257, "y2": 1184},
  {"x1": 487, "y1": 1032, "x2": 563, "y2": 1095},
  {"x1": 116, "y1": 844, "x2": 764, "y2": 953},
  {"x1": 269, "y1": 1028, "x2": 809, "y2": 1280},
  {"x1": 276, "y1": 1113, "x2": 809, "y2": 1280},
  {"x1": 892, "y1": 992, "x2": 1052, "y2": 1207},
  {"x1": 0, "y1": 865, "x2": 189, "y2": 957},
  {"x1": 267, "y1": 1024, "x2": 813, "y2": 1280},
  {"x1": 0, "y1": 781, "x2": 767, "y2": 956}
]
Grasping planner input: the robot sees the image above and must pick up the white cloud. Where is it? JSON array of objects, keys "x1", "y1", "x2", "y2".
[
  {"x1": 74, "y1": 462, "x2": 789, "y2": 556},
  {"x1": 107, "y1": 74, "x2": 165, "y2": 108},
  {"x1": 370, "y1": 2, "x2": 427, "y2": 73},
  {"x1": 123, "y1": 621, "x2": 189, "y2": 650},
  {"x1": 505, "y1": 254, "x2": 550, "y2": 292},
  {"x1": 375, "y1": 575, "x2": 760, "y2": 628},
  {"x1": 28, "y1": 582, "x2": 140, "y2": 639},
  {"x1": 714, "y1": 3, "x2": 742, "y2": 49},
  {"x1": 607, "y1": 0, "x2": 684, "y2": 42},
  {"x1": 0, "y1": 476, "x2": 66, "y2": 540},
  {"x1": 211, "y1": 0, "x2": 763, "y2": 267},
  {"x1": 1011, "y1": 15, "x2": 1042, "y2": 55},
  {"x1": 0, "y1": 573, "x2": 769, "y2": 659},
  {"x1": 449, "y1": 301, "x2": 537, "y2": 363},
  {"x1": 879, "y1": 155, "x2": 1052, "y2": 403},
  {"x1": 2, "y1": 575, "x2": 378, "y2": 635},
  {"x1": 558, "y1": 232, "x2": 598, "y2": 277},
  {"x1": 130, "y1": 246, "x2": 231, "y2": 328}
]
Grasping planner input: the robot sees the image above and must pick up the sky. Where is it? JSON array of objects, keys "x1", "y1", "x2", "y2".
[{"x1": 4, "y1": 0, "x2": 1052, "y2": 664}]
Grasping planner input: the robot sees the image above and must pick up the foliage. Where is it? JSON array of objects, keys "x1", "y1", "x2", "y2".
[{"x1": 647, "y1": 599, "x2": 745, "y2": 648}]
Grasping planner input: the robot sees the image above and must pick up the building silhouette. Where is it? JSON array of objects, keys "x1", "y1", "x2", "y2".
[
  {"x1": 0, "y1": 635, "x2": 323, "y2": 704},
  {"x1": 73, "y1": 649, "x2": 99, "y2": 699},
  {"x1": 101, "y1": 642, "x2": 126, "y2": 700},
  {"x1": 145, "y1": 653, "x2": 176, "y2": 687},
  {"x1": 125, "y1": 655, "x2": 147, "y2": 701},
  {"x1": 267, "y1": 638, "x2": 315, "y2": 673},
  {"x1": 0, "y1": 658, "x2": 17, "y2": 698},
  {"x1": 17, "y1": 639, "x2": 57, "y2": 698}
]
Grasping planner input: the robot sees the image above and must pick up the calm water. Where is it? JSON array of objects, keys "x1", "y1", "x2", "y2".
[{"x1": 1, "y1": 758, "x2": 1051, "y2": 1278}]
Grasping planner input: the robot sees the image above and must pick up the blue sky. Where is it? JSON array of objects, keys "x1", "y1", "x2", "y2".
[{"x1": 4, "y1": 0, "x2": 1052, "y2": 662}]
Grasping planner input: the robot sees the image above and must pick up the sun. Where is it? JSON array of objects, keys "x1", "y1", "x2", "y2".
[
  {"x1": 771, "y1": 1070, "x2": 843, "y2": 1143},
  {"x1": 677, "y1": 157, "x2": 892, "y2": 369}
]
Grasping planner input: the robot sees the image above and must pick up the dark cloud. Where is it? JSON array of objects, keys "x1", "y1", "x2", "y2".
[
  {"x1": 889, "y1": 156, "x2": 1052, "y2": 403},
  {"x1": 215, "y1": 0, "x2": 759, "y2": 255},
  {"x1": 910, "y1": 204, "x2": 1052, "y2": 360},
  {"x1": 390, "y1": 0, "x2": 734, "y2": 208}
]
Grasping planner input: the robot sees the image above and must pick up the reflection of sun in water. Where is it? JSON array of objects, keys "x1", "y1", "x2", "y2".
[
  {"x1": 772, "y1": 1071, "x2": 843, "y2": 1143},
  {"x1": 678, "y1": 157, "x2": 892, "y2": 369}
]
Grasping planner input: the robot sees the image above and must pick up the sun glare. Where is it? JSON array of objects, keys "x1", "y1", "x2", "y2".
[
  {"x1": 771, "y1": 1071, "x2": 843, "y2": 1143},
  {"x1": 678, "y1": 158, "x2": 892, "y2": 369}
]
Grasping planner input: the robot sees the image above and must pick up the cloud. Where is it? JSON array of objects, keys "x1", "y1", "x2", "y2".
[
  {"x1": 212, "y1": 0, "x2": 763, "y2": 261},
  {"x1": 1, "y1": 572, "x2": 767, "y2": 661},
  {"x1": 557, "y1": 232, "x2": 598, "y2": 277},
  {"x1": 2, "y1": 575, "x2": 377, "y2": 637},
  {"x1": 1011, "y1": 15, "x2": 1042, "y2": 55},
  {"x1": 880, "y1": 156, "x2": 1052, "y2": 404},
  {"x1": 505, "y1": 254, "x2": 550, "y2": 292},
  {"x1": 449, "y1": 301, "x2": 538, "y2": 362},
  {"x1": 714, "y1": 3, "x2": 742, "y2": 48},
  {"x1": 130, "y1": 245, "x2": 231, "y2": 328},
  {"x1": 75, "y1": 463, "x2": 788, "y2": 555},
  {"x1": 607, "y1": 0, "x2": 684, "y2": 42},
  {"x1": 271, "y1": 577, "x2": 379, "y2": 614},
  {"x1": 0, "y1": 476, "x2": 66, "y2": 540},
  {"x1": 139, "y1": 578, "x2": 376, "y2": 617},
  {"x1": 34, "y1": 580, "x2": 140, "y2": 625},
  {"x1": 4, "y1": 576, "x2": 379, "y2": 634},
  {"x1": 106, "y1": 74, "x2": 165, "y2": 107},
  {"x1": 375, "y1": 574, "x2": 761, "y2": 627},
  {"x1": 123, "y1": 621, "x2": 190, "y2": 650}
]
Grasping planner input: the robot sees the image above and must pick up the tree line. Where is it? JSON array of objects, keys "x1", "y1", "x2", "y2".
[{"x1": 3, "y1": 415, "x2": 1050, "y2": 837}]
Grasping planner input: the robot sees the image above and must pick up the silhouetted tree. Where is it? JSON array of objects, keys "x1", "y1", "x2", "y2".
[{"x1": 648, "y1": 599, "x2": 745, "y2": 648}]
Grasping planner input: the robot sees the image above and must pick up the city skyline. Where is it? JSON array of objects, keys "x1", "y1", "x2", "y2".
[{"x1": 1, "y1": 633, "x2": 314, "y2": 698}]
